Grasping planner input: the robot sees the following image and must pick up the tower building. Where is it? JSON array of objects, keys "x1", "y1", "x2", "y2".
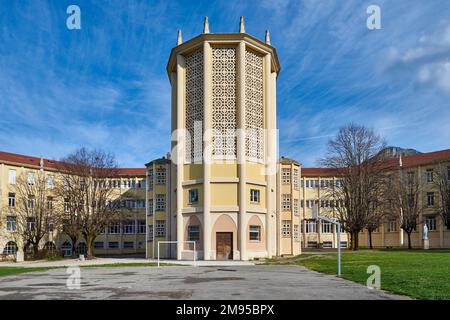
[{"x1": 163, "y1": 17, "x2": 280, "y2": 260}]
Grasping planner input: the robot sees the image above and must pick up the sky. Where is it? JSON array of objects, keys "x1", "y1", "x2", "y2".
[{"x1": 0, "y1": 0, "x2": 449, "y2": 168}]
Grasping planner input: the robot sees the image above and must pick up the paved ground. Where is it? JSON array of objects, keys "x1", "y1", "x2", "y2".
[
  {"x1": 0, "y1": 257, "x2": 254, "y2": 268},
  {"x1": 0, "y1": 265, "x2": 408, "y2": 300}
]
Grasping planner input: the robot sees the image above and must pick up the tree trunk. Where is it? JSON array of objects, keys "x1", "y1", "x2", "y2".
[
  {"x1": 349, "y1": 232, "x2": 353, "y2": 250},
  {"x1": 353, "y1": 232, "x2": 359, "y2": 251},
  {"x1": 70, "y1": 236, "x2": 78, "y2": 258},
  {"x1": 86, "y1": 235, "x2": 96, "y2": 259},
  {"x1": 33, "y1": 242, "x2": 39, "y2": 259},
  {"x1": 407, "y1": 232, "x2": 412, "y2": 249},
  {"x1": 368, "y1": 230, "x2": 373, "y2": 249}
]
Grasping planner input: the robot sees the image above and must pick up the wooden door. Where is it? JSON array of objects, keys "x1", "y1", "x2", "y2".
[{"x1": 216, "y1": 232, "x2": 233, "y2": 260}]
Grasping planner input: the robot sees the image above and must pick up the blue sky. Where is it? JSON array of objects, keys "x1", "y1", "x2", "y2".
[{"x1": 0, "y1": 0, "x2": 449, "y2": 168}]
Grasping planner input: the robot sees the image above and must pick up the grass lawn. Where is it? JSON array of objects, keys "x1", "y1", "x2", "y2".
[
  {"x1": 0, "y1": 262, "x2": 180, "y2": 277},
  {"x1": 266, "y1": 250, "x2": 450, "y2": 300}
]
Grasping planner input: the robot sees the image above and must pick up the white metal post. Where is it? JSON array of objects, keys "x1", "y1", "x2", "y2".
[{"x1": 337, "y1": 221, "x2": 341, "y2": 276}]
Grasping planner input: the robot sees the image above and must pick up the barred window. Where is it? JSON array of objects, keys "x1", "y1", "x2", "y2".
[
  {"x1": 148, "y1": 169, "x2": 153, "y2": 190},
  {"x1": 293, "y1": 169, "x2": 299, "y2": 190},
  {"x1": 282, "y1": 168, "x2": 291, "y2": 185},
  {"x1": 293, "y1": 199, "x2": 299, "y2": 215},
  {"x1": 293, "y1": 224, "x2": 300, "y2": 242},
  {"x1": 155, "y1": 194, "x2": 166, "y2": 211},
  {"x1": 156, "y1": 168, "x2": 166, "y2": 185},
  {"x1": 155, "y1": 220, "x2": 166, "y2": 237},
  {"x1": 281, "y1": 220, "x2": 291, "y2": 237},
  {"x1": 282, "y1": 194, "x2": 291, "y2": 211}
]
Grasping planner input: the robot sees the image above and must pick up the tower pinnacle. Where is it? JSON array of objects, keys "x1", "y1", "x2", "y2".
[
  {"x1": 203, "y1": 16, "x2": 210, "y2": 34},
  {"x1": 239, "y1": 16, "x2": 245, "y2": 33}
]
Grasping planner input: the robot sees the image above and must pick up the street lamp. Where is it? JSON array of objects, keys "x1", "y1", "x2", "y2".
[{"x1": 312, "y1": 204, "x2": 341, "y2": 276}]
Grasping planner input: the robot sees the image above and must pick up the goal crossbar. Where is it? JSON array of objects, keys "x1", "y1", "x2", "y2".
[{"x1": 157, "y1": 241, "x2": 197, "y2": 267}]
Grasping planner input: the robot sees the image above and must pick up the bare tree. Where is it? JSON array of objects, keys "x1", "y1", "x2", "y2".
[
  {"x1": 365, "y1": 195, "x2": 385, "y2": 249},
  {"x1": 56, "y1": 148, "x2": 121, "y2": 258},
  {"x1": 388, "y1": 166, "x2": 421, "y2": 249},
  {"x1": 435, "y1": 161, "x2": 450, "y2": 230},
  {"x1": 9, "y1": 170, "x2": 57, "y2": 258},
  {"x1": 321, "y1": 123, "x2": 388, "y2": 250}
]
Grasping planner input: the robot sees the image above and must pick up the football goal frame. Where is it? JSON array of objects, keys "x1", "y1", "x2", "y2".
[{"x1": 157, "y1": 240, "x2": 197, "y2": 267}]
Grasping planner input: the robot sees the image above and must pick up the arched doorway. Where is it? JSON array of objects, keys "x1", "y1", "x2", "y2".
[
  {"x1": 212, "y1": 214, "x2": 237, "y2": 260},
  {"x1": 77, "y1": 242, "x2": 87, "y2": 255},
  {"x1": 61, "y1": 241, "x2": 72, "y2": 257}
]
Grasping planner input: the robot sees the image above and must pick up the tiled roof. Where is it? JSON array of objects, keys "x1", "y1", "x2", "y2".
[
  {"x1": 301, "y1": 149, "x2": 450, "y2": 177},
  {"x1": 0, "y1": 151, "x2": 146, "y2": 176}
]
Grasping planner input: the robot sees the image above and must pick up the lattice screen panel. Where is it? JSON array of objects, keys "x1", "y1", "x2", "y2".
[
  {"x1": 185, "y1": 50, "x2": 204, "y2": 163},
  {"x1": 212, "y1": 47, "x2": 237, "y2": 159},
  {"x1": 245, "y1": 49, "x2": 264, "y2": 162}
]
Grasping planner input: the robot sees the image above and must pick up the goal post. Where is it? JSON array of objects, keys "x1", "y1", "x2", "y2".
[{"x1": 157, "y1": 241, "x2": 197, "y2": 267}]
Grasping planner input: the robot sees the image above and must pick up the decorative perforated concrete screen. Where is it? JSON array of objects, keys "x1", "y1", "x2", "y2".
[
  {"x1": 245, "y1": 49, "x2": 264, "y2": 162},
  {"x1": 185, "y1": 49, "x2": 204, "y2": 163},
  {"x1": 212, "y1": 47, "x2": 237, "y2": 159}
]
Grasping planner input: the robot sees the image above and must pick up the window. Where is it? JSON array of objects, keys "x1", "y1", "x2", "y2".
[
  {"x1": 305, "y1": 180, "x2": 309, "y2": 188},
  {"x1": 188, "y1": 225, "x2": 200, "y2": 241},
  {"x1": 425, "y1": 216, "x2": 437, "y2": 231},
  {"x1": 282, "y1": 168, "x2": 290, "y2": 184},
  {"x1": 305, "y1": 220, "x2": 317, "y2": 233},
  {"x1": 427, "y1": 192, "x2": 435, "y2": 207},
  {"x1": 388, "y1": 220, "x2": 397, "y2": 232},
  {"x1": 447, "y1": 166, "x2": 450, "y2": 181},
  {"x1": 108, "y1": 242, "x2": 119, "y2": 249},
  {"x1": 3, "y1": 241, "x2": 17, "y2": 255},
  {"x1": 189, "y1": 189, "x2": 199, "y2": 204},
  {"x1": 137, "y1": 220, "x2": 146, "y2": 234},
  {"x1": 148, "y1": 225, "x2": 153, "y2": 239},
  {"x1": 8, "y1": 193, "x2": 15, "y2": 208},
  {"x1": 155, "y1": 220, "x2": 165, "y2": 237},
  {"x1": 156, "y1": 168, "x2": 166, "y2": 185},
  {"x1": 27, "y1": 172, "x2": 35, "y2": 186},
  {"x1": 108, "y1": 223, "x2": 121, "y2": 234},
  {"x1": 131, "y1": 180, "x2": 136, "y2": 189},
  {"x1": 123, "y1": 241, "x2": 134, "y2": 249},
  {"x1": 6, "y1": 216, "x2": 16, "y2": 231},
  {"x1": 426, "y1": 169, "x2": 433, "y2": 183},
  {"x1": 148, "y1": 169, "x2": 154, "y2": 190},
  {"x1": 250, "y1": 189, "x2": 260, "y2": 203},
  {"x1": 293, "y1": 199, "x2": 299, "y2": 215},
  {"x1": 123, "y1": 220, "x2": 135, "y2": 234},
  {"x1": 293, "y1": 169, "x2": 299, "y2": 190},
  {"x1": 94, "y1": 242, "x2": 104, "y2": 249},
  {"x1": 293, "y1": 224, "x2": 300, "y2": 242},
  {"x1": 148, "y1": 199, "x2": 154, "y2": 214},
  {"x1": 249, "y1": 225, "x2": 261, "y2": 241},
  {"x1": 47, "y1": 175, "x2": 54, "y2": 189},
  {"x1": 321, "y1": 222, "x2": 332, "y2": 233},
  {"x1": 47, "y1": 197, "x2": 53, "y2": 210},
  {"x1": 155, "y1": 194, "x2": 166, "y2": 211},
  {"x1": 281, "y1": 220, "x2": 291, "y2": 237},
  {"x1": 28, "y1": 195, "x2": 35, "y2": 209},
  {"x1": 27, "y1": 217, "x2": 35, "y2": 231},
  {"x1": 64, "y1": 199, "x2": 70, "y2": 212},
  {"x1": 8, "y1": 170, "x2": 16, "y2": 185},
  {"x1": 282, "y1": 194, "x2": 290, "y2": 211}
]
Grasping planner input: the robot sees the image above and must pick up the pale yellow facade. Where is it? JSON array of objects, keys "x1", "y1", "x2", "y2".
[{"x1": 0, "y1": 155, "x2": 147, "y2": 259}]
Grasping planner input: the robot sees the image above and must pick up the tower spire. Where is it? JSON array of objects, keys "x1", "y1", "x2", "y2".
[
  {"x1": 265, "y1": 30, "x2": 271, "y2": 45},
  {"x1": 239, "y1": 16, "x2": 245, "y2": 33},
  {"x1": 203, "y1": 16, "x2": 210, "y2": 34},
  {"x1": 177, "y1": 30, "x2": 182, "y2": 45}
]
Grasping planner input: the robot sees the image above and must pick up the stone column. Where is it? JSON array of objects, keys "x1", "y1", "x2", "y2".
[
  {"x1": 176, "y1": 54, "x2": 185, "y2": 260},
  {"x1": 203, "y1": 41, "x2": 212, "y2": 260},
  {"x1": 237, "y1": 41, "x2": 247, "y2": 260}
]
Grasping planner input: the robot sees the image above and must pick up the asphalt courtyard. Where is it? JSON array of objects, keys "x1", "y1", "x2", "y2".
[{"x1": 0, "y1": 265, "x2": 408, "y2": 300}]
